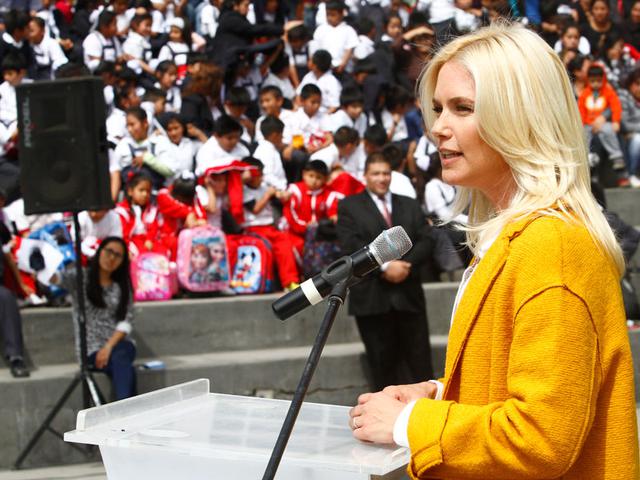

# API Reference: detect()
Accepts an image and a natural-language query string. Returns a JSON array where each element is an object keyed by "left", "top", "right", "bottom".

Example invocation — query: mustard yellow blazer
[{"left": 408, "top": 215, "right": 639, "bottom": 479}]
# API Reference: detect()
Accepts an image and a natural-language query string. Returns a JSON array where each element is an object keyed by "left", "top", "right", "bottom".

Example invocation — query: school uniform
[
  {"left": 288, "top": 108, "right": 332, "bottom": 145},
  {"left": 253, "top": 139, "right": 287, "bottom": 191},
  {"left": 114, "top": 135, "right": 178, "bottom": 188},
  {"left": 31, "top": 36, "right": 68, "bottom": 80},
  {"left": 169, "top": 137, "right": 200, "bottom": 179},
  {"left": 195, "top": 137, "right": 250, "bottom": 176},
  {"left": 261, "top": 72, "right": 296, "bottom": 102},
  {"left": 241, "top": 182, "right": 300, "bottom": 286},
  {"left": 123, "top": 31, "right": 155, "bottom": 75},
  {"left": 311, "top": 21, "right": 358, "bottom": 69},
  {"left": 255, "top": 109, "right": 295, "bottom": 144},
  {"left": 75, "top": 210, "right": 123, "bottom": 258},
  {"left": 297, "top": 70, "right": 342, "bottom": 113},
  {"left": 156, "top": 187, "right": 205, "bottom": 260},
  {"left": 328, "top": 109, "right": 368, "bottom": 137},
  {"left": 0, "top": 33, "right": 35, "bottom": 78},
  {"left": 115, "top": 199, "right": 165, "bottom": 258},
  {"left": 381, "top": 108, "right": 409, "bottom": 142},
  {"left": 284, "top": 43, "right": 310, "bottom": 80},
  {"left": 354, "top": 34, "right": 375, "bottom": 60},
  {"left": 157, "top": 41, "right": 190, "bottom": 81},
  {"left": 106, "top": 108, "right": 128, "bottom": 146},
  {"left": 82, "top": 31, "right": 123, "bottom": 72}
]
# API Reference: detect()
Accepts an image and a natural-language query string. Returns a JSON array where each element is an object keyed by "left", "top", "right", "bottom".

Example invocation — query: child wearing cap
[{"left": 157, "top": 17, "right": 191, "bottom": 85}]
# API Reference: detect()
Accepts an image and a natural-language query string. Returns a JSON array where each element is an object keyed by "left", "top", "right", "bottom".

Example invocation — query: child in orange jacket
[{"left": 577, "top": 65, "right": 625, "bottom": 169}]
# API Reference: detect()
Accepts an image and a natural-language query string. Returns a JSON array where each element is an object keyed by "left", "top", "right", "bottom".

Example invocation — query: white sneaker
[{"left": 629, "top": 175, "right": 640, "bottom": 188}]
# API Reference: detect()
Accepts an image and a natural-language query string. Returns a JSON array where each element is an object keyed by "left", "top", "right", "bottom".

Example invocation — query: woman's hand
[
  {"left": 349, "top": 391, "right": 406, "bottom": 444},
  {"left": 380, "top": 381, "right": 437, "bottom": 403},
  {"left": 95, "top": 345, "right": 112, "bottom": 369}
]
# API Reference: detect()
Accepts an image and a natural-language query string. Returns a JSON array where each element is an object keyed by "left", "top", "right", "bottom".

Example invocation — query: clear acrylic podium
[{"left": 64, "top": 379, "right": 410, "bottom": 479}]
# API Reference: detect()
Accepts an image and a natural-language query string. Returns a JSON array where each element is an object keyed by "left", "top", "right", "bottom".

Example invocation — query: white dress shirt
[
  {"left": 195, "top": 137, "right": 249, "bottom": 176},
  {"left": 297, "top": 71, "right": 342, "bottom": 113},
  {"left": 253, "top": 140, "right": 287, "bottom": 190}
]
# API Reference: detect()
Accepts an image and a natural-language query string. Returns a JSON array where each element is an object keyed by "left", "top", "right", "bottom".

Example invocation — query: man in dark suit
[{"left": 337, "top": 152, "right": 434, "bottom": 391}]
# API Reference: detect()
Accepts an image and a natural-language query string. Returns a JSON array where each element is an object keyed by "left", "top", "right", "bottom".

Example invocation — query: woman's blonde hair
[{"left": 418, "top": 22, "right": 624, "bottom": 276}]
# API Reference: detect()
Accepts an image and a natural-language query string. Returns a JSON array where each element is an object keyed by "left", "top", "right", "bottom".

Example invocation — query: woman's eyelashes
[{"left": 431, "top": 102, "right": 474, "bottom": 116}]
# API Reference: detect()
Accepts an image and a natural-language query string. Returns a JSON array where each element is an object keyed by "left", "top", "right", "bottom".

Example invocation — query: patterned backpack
[
  {"left": 130, "top": 252, "right": 177, "bottom": 301},
  {"left": 176, "top": 226, "right": 230, "bottom": 292},
  {"left": 228, "top": 233, "right": 274, "bottom": 294}
]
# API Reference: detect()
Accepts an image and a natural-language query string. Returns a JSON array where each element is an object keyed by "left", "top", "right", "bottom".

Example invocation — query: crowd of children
[{"left": 0, "top": 0, "right": 640, "bottom": 304}]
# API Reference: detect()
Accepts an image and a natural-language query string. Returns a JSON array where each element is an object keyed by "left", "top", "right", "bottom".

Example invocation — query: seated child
[
  {"left": 239, "top": 158, "right": 300, "bottom": 291},
  {"left": 578, "top": 64, "right": 625, "bottom": 170},
  {"left": 290, "top": 84, "right": 333, "bottom": 154},
  {"left": 311, "top": 126, "right": 366, "bottom": 180},
  {"left": 262, "top": 53, "right": 296, "bottom": 104},
  {"left": 114, "top": 106, "right": 177, "bottom": 190},
  {"left": 157, "top": 17, "right": 191, "bottom": 85},
  {"left": 328, "top": 86, "right": 368, "bottom": 137},
  {"left": 296, "top": 49, "right": 341, "bottom": 113},
  {"left": 75, "top": 209, "right": 124, "bottom": 258},
  {"left": 115, "top": 173, "right": 166, "bottom": 258},
  {"left": 154, "top": 60, "right": 182, "bottom": 113},
  {"left": 283, "top": 160, "right": 342, "bottom": 257},
  {"left": 157, "top": 173, "right": 207, "bottom": 260},
  {"left": 0, "top": 53, "right": 29, "bottom": 145},
  {"left": 195, "top": 115, "right": 250, "bottom": 176},
  {"left": 253, "top": 115, "right": 289, "bottom": 191},
  {"left": 223, "top": 86, "right": 255, "bottom": 146},
  {"left": 159, "top": 112, "right": 205, "bottom": 180},
  {"left": 284, "top": 24, "right": 311, "bottom": 87},
  {"left": 255, "top": 85, "right": 295, "bottom": 144}
]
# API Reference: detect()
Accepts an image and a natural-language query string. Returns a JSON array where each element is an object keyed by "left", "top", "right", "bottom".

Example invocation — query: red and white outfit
[
  {"left": 115, "top": 199, "right": 168, "bottom": 258},
  {"left": 283, "top": 181, "right": 342, "bottom": 256}
]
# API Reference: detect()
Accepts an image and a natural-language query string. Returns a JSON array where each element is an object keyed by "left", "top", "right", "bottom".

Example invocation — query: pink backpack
[
  {"left": 130, "top": 253, "right": 176, "bottom": 301},
  {"left": 177, "top": 226, "right": 230, "bottom": 292}
]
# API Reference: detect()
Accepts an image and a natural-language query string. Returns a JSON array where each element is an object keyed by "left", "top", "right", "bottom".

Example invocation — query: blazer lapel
[{"left": 442, "top": 215, "right": 542, "bottom": 398}]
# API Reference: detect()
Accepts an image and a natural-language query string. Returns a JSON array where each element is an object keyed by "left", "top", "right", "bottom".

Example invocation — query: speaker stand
[{"left": 13, "top": 212, "right": 105, "bottom": 469}]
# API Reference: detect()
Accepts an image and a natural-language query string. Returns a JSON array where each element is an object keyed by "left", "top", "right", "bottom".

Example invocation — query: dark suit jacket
[{"left": 336, "top": 191, "right": 433, "bottom": 317}]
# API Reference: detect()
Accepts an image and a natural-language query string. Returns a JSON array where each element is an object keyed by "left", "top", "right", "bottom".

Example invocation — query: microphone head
[{"left": 369, "top": 226, "right": 413, "bottom": 265}]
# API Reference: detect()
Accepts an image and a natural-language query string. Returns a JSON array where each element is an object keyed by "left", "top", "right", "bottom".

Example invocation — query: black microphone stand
[
  {"left": 261, "top": 259, "right": 357, "bottom": 480},
  {"left": 14, "top": 212, "right": 104, "bottom": 469}
]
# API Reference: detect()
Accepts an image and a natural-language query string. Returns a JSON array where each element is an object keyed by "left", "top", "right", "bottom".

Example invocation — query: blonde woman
[{"left": 348, "top": 23, "right": 639, "bottom": 479}]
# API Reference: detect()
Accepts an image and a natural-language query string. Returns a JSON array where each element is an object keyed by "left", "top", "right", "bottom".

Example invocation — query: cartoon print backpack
[
  {"left": 229, "top": 233, "right": 274, "bottom": 294},
  {"left": 131, "top": 252, "right": 177, "bottom": 301},
  {"left": 177, "top": 225, "right": 230, "bottom": 292},
  {"left": 28, "top": 221, "right": 76, "bottom": 297}
]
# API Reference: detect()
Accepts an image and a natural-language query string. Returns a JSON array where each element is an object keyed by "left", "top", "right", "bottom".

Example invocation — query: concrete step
[
  {"left": 18, "top": 285, "right": 458, "bottom": 367},
  {"left": 605, "top": 188, "right": 640, "bottom": 226},
  {"left": 0, "top": 339, "right": 449, "bottom": 470}
]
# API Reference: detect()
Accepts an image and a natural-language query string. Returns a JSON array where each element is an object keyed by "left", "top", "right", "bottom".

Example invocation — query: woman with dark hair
[
  {"left": 581, "top": 0, "right": 618, "bottom": 57},
  {"left": 622, "top": 0, "right": 640, "bottom": 48},
  {"left": 51, "top": 237, "right": 136, "bottom": 400},
  {"left": 180, "top": 62, "right": 225, "bottom": 136}
]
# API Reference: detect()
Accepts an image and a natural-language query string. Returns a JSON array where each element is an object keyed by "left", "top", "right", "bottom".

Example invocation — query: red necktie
[{"left": 380, "top": 197, "right": 392, "bottom": 227}]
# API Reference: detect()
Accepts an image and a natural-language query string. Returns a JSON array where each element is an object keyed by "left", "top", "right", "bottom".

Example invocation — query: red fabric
[
  {"left": 157, "top": 187, "right": 201, "bottom": 260},
  {"left": 245, "top": 225, "right": 300, "bottom": 286},
  {"left": 328, "top": 172, "right": 365, "bottom": 197},
  {"left": 115, "top": 199, "right": 167, "bottom": 257},
  {"left": 283, "top": 182, "right": 342, "bottom": 236},
  {"left": 200, "top": 161, "right": 259, "bottom": 226},
  {"left": 55, "top": 0, "right": 73, "bottom": 23}
]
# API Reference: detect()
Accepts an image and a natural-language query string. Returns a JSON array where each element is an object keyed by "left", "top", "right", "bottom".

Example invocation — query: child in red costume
[
  {"left": 284, "top": 160, "right": 342, "bottom": 257},
  {"left": 115, "top": 173, "right": 167, "bottom": 258}
]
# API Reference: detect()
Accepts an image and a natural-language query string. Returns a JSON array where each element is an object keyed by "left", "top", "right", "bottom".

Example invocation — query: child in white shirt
[
  {"left": 123, "top": 13, "right": 156, "bottom": 77},
  {"left": 195, "top": 115, "right": 250, "bottom": 176},
  {"left": 311, "top": 0, "right": 358, "bottom": 73},
  {"left": 253, "top": 116, "right": 288, "bottom": 191},
  {"left": 156, "top": 17, "right": 190, "bottom": 85},
  {"left": 290, "top": 84, "right": 333, "bottom": 154},
  {"left": 154, "top": 60, "right": 182, "bottom": 113},
  {"left": 27, "top": 16, "right": 68, "bottom": 80},
  {"left": 0, "top": 54, "right": 29, "bottom": 132},
  {"left": 82, "top": 10, "right": 123, "bottom": 72},
  {"left": 255, "top": 85, "right": 295, "bottom": 144},
  {"left": 328, "top": 86, "right": 368, "bottom": 137},
  {"left": 296, "top": 50, "right": 341, "bottom": 113}
]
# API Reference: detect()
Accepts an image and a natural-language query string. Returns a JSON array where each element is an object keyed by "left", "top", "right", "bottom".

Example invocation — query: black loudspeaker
[{"left": 17, "top": 77, "right": 113, "bottom": 215}]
